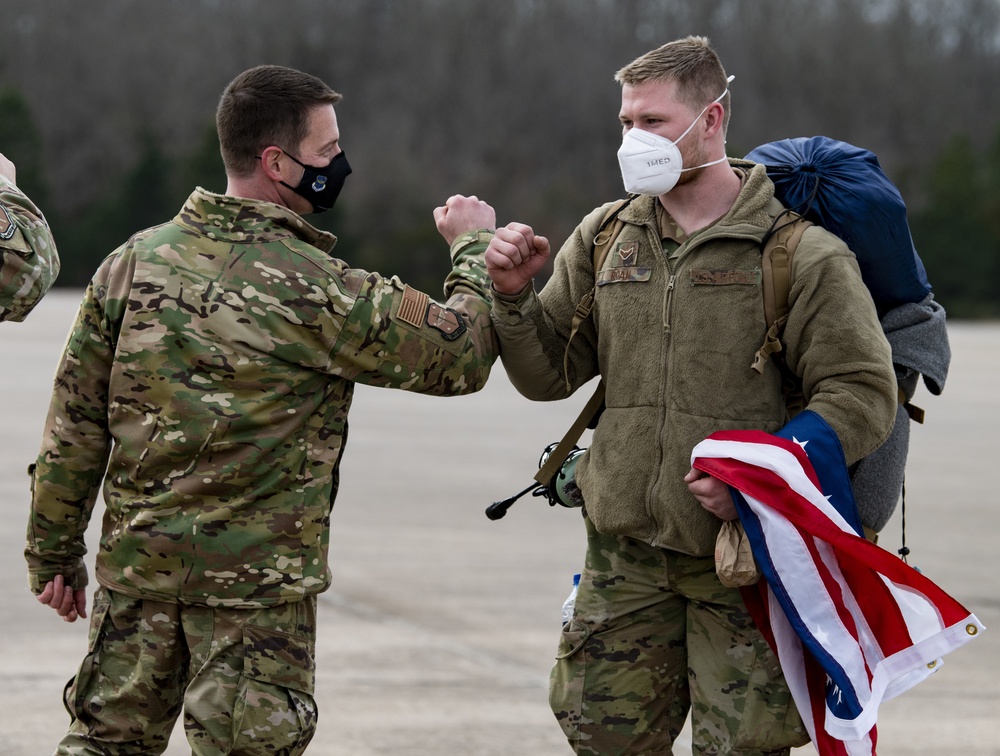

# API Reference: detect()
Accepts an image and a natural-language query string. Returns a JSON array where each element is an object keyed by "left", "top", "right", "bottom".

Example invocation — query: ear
[
  {"left": 703, "top": 102, "right": 726, "bottom": 139},
  {"left": 258, "top": 145, "right": 287, "bottom": 182}
]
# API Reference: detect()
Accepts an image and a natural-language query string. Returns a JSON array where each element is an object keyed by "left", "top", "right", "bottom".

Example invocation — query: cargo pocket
[
  {"left": 62, "top": 588, "right": 112, "bottom": 728},
  {"left": 733, "top": 629, "right": 810, "bottom": 751},
  {"left": 231, "top": 624, "right": 318, "bottom": 756},
  {"left": 548, "top": 619, "right": 591, "bottom": 743}
]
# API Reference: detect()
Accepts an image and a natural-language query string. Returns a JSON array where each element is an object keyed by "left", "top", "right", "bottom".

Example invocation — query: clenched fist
[{"left": 484, "top": 222, "right": 551, "bottom": 296}]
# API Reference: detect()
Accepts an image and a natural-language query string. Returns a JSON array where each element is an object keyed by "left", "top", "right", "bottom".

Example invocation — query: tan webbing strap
[
  {"left": 592, "top": 207, "right": 629, "bottom": 273},
  {"left": 752, "top": 214, "right": 810, "bottom": 374},
  {"left": 562, "top": 199, "right": 630, "bottom": 393},
  {"left": 547, "top": 200, "right": 633, "bottom": 476},
  {"left": 899, "top": 387, "right": 926, "bottom": 424},
  {"left": 563, "top": 292, "right": 596, "bottom": 393},
  {"left": 534, "top": 380, "right": 606, "bottom": 486}
]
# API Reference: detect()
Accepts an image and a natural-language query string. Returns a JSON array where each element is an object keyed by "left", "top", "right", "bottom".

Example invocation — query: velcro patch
[
  {"left": 426, "top": 303, "right": 466, "bottom": 341},
  {"left": 690, "top": 268, "right": 761, "bottom": 286},
  {"left": 613, "top": 240, "right": 639, "bottom": 267},
  {"left": 397, "top": 285, "right": 430, "bottom": 328},
  {"left": 597, "top": 267, "right": 652, "bottom": 286},
  {"left": 0, "top": 205, "right": 15, "bottom": 241}
]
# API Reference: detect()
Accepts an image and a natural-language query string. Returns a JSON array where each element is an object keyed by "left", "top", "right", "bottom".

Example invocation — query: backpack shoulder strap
[
  {"left": 592, "top": 197, "right": 633, "bottom": 273},
  {"left": 562, "top": 197, "right": 634, "bottom": 392},
  {"left": 752, "top": 212, "right": 811, "bottom": 374},
  {"left": 534, "top": 380, "right": 606, "bottom": 486},
  {"left": 570, "top": 197, "right": 632, "bottom": 323}
]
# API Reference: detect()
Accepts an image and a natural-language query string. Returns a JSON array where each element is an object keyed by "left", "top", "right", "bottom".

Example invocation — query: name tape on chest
[{"left": 690, "top": 268, "right": 761, "bottom": 286}]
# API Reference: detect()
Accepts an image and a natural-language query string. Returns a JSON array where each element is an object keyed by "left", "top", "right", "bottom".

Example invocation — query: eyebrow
[{"left": 620, "top": 111, "right": 663, "bottom": 123}]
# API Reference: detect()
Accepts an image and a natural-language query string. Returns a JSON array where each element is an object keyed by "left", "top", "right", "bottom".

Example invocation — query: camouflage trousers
[
  {"left": 55, "top": 587, "right": 318, "bottom": 755},
  {"left": 550, "top": 517, "right": 809, "bottom": 755}
]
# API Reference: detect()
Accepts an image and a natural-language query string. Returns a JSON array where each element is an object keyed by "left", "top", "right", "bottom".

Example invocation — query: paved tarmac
[{"left": 1, "top": 290, "right": 997, "bottom": 755}]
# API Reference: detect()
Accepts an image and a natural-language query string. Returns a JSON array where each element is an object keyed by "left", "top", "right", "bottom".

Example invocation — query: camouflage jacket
[
  {"left": 0, "top": 174, "right": 60, "bottom": 322},
  {"left": 26, "top": 188, "right": 496, "bottom": 607}
]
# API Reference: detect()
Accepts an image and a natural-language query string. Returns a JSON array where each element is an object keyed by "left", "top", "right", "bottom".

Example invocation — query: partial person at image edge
[{"left": 0, "top": 151, "right": 60, "bottom": 323}]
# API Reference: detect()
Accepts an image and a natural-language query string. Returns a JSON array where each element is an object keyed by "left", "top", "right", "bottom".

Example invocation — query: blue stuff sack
[{"left": 745, "top": 136, "right": 931, "bottom": 311}]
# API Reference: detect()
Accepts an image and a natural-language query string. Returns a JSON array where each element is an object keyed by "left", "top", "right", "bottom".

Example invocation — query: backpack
[{"left": 746, "top": 137, "right": 932, "bottom": 312}]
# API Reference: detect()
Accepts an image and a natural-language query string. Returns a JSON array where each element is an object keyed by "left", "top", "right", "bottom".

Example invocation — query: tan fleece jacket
[{"left": 491, "top": 161, "right": 896, "bottom": 556}]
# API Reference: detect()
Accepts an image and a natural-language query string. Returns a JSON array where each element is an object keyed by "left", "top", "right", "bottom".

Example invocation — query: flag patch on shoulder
[{"left": 397, "top": 285, "right": 429, "bottom": 328}]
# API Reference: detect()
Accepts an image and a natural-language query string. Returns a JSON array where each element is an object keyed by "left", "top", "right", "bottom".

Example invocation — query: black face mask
[{"left": 280, "top": 150, "right": 352, "bottom": 213}]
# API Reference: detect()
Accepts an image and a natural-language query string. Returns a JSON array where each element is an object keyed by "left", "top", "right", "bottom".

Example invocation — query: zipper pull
[{"left": 664, "top": 273, "right": 676, "bottom": 333}]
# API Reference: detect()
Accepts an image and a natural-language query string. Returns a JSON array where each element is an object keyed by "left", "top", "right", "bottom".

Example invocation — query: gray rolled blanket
[{"left": 851, "top": 294, "right": 950, "bottom": 532}]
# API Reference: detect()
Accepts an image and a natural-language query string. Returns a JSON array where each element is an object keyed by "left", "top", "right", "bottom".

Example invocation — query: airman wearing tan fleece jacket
[{"left": 485, "top": 36, "right": 896, "bottom": 756}]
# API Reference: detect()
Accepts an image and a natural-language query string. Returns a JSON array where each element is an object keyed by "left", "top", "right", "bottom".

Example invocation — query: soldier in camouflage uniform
[
  {"left": 0, "top": 151, "right": 60, "bottom": 322},
  {"left": 485, "top": 38, "right": 896, "bottom": 754},
  {"left": 25, "top": 65, "right": 497, "bottom": 755}
]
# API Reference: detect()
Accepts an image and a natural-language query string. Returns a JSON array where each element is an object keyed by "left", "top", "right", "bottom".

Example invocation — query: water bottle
[{"left": 561, "top": 573, "right": 581, "bottom": 625}]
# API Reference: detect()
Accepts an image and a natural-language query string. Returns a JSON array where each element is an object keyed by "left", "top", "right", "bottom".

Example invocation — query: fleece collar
[{"left": 616, "top": 160, "right": 780, "bottom": 244}]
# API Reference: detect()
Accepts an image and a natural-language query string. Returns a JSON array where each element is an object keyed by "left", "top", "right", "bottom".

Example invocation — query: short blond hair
[{"left": 615, "top": 36, "right": 731, "bottom": 131}]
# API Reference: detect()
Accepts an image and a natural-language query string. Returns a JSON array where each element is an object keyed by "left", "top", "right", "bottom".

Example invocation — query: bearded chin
[
  {"left": 676, "top": 163, "right": 706, "bottom": 188},
  {"left": 675, "top": 144, "right": 722, "bottom": 188}
]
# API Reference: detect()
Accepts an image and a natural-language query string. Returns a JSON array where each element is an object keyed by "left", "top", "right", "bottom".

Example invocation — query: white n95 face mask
[{"left": 617, "top": 76, "right": 734, "bottom": 196}]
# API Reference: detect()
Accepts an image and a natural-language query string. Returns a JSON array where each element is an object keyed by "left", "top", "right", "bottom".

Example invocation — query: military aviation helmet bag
[{"left": 745, "top": 136, "right": 932, "bottom": 312}]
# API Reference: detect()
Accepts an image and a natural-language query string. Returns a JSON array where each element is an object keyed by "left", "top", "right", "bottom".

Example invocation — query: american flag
[{"left": 691, "top": 411, "right": 984, "bottom": 755}]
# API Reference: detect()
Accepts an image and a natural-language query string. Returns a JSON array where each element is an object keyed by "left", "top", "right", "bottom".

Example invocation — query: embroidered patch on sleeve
[
  {"left": 0, "top": 205, "right": 16, "bottom": 241},
  {"left": 426, "top": 303, "right": 467, "bottom": 341},
  {"left": 397, "top": 285, "right": 430, "bottom": 328}
]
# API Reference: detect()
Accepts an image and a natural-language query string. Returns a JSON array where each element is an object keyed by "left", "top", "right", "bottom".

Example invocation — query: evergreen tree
[
  {"left": 912, "top": 134, "right": 1000, "bottom": 318},
  {"left": 178, "top": 122, "right": 227, "bottom": 197},
  {"left": 0, "top": 87, "right": 50, "bottom": 208},
  {"left": 60, "top": 132, "right": 177, "bottom": 285}
]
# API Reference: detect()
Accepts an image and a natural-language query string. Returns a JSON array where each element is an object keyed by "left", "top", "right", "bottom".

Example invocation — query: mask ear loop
[
  {"left": 708, "top": 74, "right": 735, "bottom": 113},
  {"left": 682, "top": 76, "right": 734, "bottom": 143},
  {"left": 677, "top": 75, "right": 736, "bottom": 173}
]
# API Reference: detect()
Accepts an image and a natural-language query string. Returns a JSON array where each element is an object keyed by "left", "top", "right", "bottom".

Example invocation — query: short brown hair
[
  {"left": 615, "top": 36, "right": 731, "bottom": 131},
  {"left": 216, "top": 65, "right": 343, "bottom": 178}
]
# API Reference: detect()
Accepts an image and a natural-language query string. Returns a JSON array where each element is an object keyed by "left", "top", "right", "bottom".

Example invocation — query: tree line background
[{"left": 1, "top": 0, "right": 998, "bottom": 317}]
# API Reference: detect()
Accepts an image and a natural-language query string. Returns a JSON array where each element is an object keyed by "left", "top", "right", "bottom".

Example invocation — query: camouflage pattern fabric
[
  {"left": 0, "top": 173, "right": 60, "bottom": 322},
  {"left": 25, "top": 187, "right": 496, "bottom": 607},
  {"left": 551, "top": 516, "right": 809, "bottom": 755},
  {"left": 57, "top": 587, "right": 317, "bottom": 755}
]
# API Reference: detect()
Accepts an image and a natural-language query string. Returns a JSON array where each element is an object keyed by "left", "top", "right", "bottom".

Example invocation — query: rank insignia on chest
[{"left": 614, "top": 240, "right": 639, "bottom": 268}]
